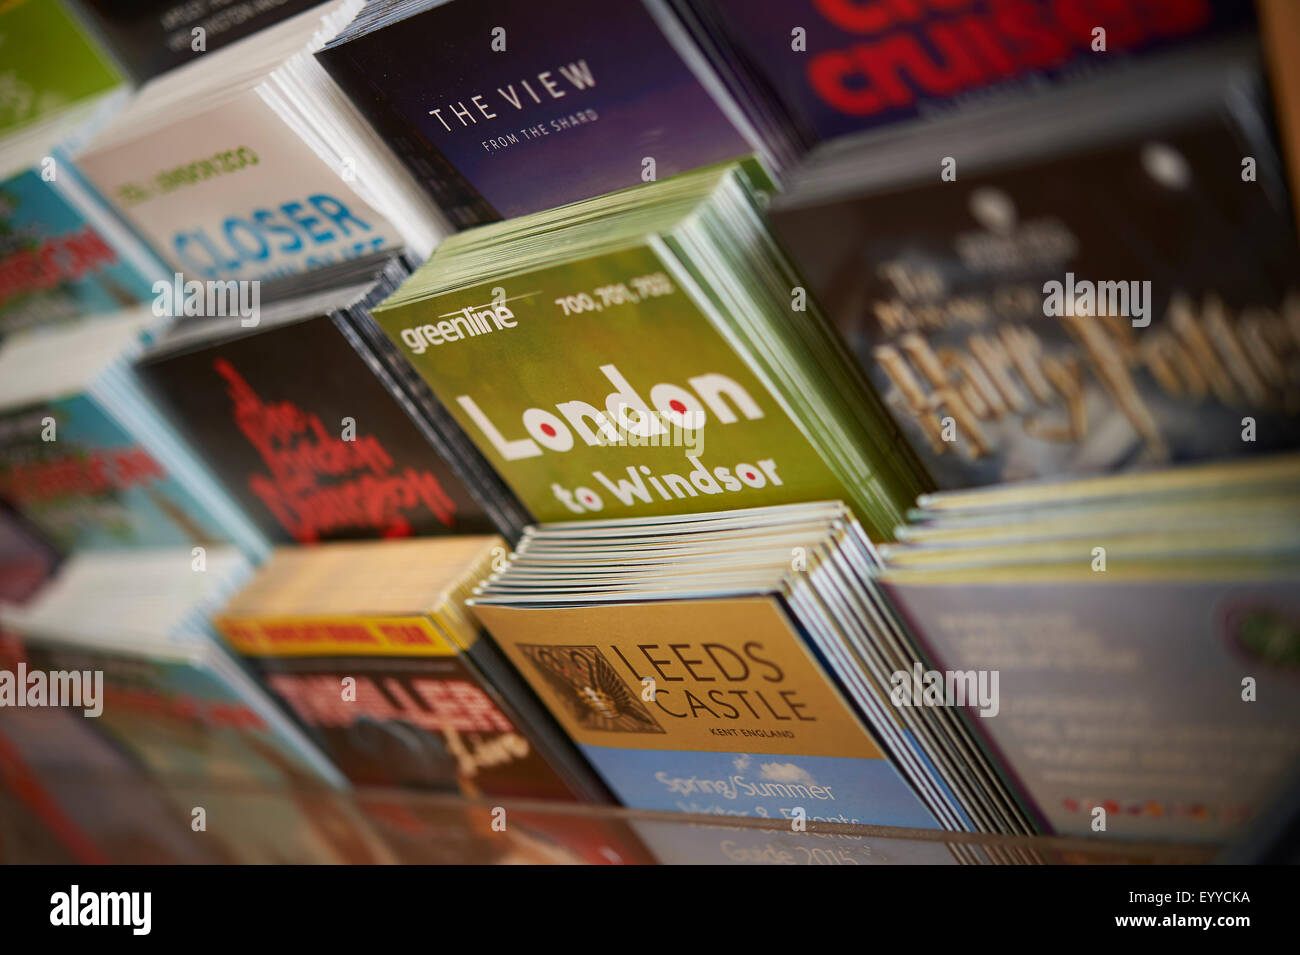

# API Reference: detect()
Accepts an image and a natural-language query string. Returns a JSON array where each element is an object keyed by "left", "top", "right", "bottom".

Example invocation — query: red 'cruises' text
[{"left": 807, "top": 0, "right": 1212, "bottom": 116}]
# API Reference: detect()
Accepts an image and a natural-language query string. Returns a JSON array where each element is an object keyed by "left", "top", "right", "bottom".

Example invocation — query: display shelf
[{"left": 0, "top": 769, "right": 1219, "bottom": 865}]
